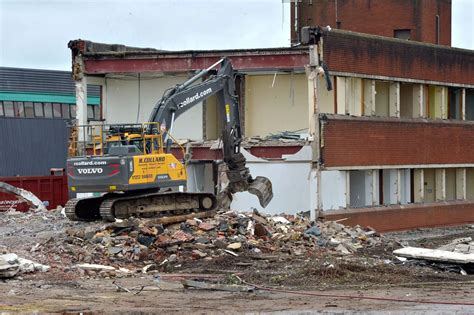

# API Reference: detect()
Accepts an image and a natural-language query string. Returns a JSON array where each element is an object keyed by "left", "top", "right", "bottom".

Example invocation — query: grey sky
[{"left": 0, "top": 0, "right": 472, "bottom": 71}]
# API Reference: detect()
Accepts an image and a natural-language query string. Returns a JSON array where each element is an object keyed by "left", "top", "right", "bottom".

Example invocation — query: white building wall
[{"left": 320, "top": 170, "right": 347, "bottom": 210}]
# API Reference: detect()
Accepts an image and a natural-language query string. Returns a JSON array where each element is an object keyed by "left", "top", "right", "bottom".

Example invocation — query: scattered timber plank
[
  {"left": 393, "top": 247, "right": 474, "bottom": 264},
  {"left": 182, "top": 280, "right": 254, "bottom": 292}
]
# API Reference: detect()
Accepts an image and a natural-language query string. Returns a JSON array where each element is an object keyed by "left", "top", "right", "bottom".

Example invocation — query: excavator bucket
[{"left": 248, "top": 176, "right": 273, "bottom": 208}]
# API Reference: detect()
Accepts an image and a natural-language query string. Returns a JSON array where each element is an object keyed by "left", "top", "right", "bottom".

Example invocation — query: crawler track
[{"left": 66, "top": 191, "right": 217, "bottom": 222}]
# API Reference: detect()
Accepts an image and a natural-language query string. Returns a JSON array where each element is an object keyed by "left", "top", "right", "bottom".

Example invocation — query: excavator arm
[{"left": 148, "top": 58, "right": 273, "bottom": 207}]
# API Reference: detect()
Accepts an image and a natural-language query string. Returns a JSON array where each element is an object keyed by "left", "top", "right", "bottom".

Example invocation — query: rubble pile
[
  {"left": 59, "top": 210, "right": 384, "bottom": 273},
  {"left": 0, "top": 253, "right": 50, "bottom": 278}
]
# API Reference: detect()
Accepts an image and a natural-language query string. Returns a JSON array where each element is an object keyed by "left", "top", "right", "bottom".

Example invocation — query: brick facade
[
  {"left": 292, "top": 0, "right": 451, "bottom": 46},
  {"left": 321, "top": 115, "right": 474, "bottom": 167},
  {"left": 322, "top": 30, "right": 474, "bottom": 86}
]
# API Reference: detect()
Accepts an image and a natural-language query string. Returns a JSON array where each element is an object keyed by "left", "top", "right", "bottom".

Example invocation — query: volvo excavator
[{"left": 65, "top": 58, "right": 273, "bottom": 222}]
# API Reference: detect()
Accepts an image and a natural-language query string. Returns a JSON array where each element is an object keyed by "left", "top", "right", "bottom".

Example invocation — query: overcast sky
[{"left": 0, "top": 0, "right": 472, "bottom": 71}]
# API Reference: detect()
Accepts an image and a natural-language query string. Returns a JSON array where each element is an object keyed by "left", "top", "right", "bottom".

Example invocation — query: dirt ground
[{"left": 1, "top": 209, "right": 473, "bottom": 313}]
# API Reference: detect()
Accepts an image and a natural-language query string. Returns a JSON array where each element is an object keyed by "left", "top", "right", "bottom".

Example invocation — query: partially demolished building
[{"left": 68, "top": 0, "right": 474, "bottom": 231}]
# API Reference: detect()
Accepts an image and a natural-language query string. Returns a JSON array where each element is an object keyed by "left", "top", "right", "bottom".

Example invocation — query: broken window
[
  {"left": 466, "top": 89, "right": 474, "bottom": 121},
  {"left": 394, "top": 29, "right": 411, "bottom": 40},
  {"left": 448, "top": 88, "right": 462, "bottom": 120}
]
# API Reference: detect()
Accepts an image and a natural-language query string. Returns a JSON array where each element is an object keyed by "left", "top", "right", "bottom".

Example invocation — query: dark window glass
[
  {"left": 4, "top": 101, "right": 14, "bottom": 117},
  {"left": 24, "top": 102, "right": 34, "bottom": 117},
  {"left": 44, "top": 103, "right": 53, "bottom": 118},
  {"left": 53, "top": 103, "right": 62, "bottom": 118},
  {"left": 394, "top": 29, "right": 411, "bottom": 40},
  {"left": 61, "top": 104, "right": 70, "bottom": 118},
  {"left": 94, "top": 106, "right": 100, "bottom": 120},
  {"left": 34, "top": 102, "right": 44, "bottom": 117},
  {"left": 70, "top": 105, "right": 77, "bottom": 118},
  {"left": 14, "top": 102, "right": 24, "bottom": 117},
  {"left": 0, "top": 102, "right": 3, "bottom": 116},
  {"left": 87, "top": 105, "right": 94, "bottom": 119}
]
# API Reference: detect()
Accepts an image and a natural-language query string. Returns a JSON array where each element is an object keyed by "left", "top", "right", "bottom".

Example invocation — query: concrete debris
[
  {"left": 393, "top": 237, "right": 474, "bottom": 275},
  {"left": 0, "top": 253, "right": 50, "bottom": 278}
]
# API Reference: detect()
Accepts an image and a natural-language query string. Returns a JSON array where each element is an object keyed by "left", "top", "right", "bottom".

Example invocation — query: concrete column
[
  {"left": 435, "top": 168, "right": 446, "bottom": 201},
  {"left": 389, "top": 82, "right": 400, "bottom": 117},
  {"left": 462, "top": 88, "right": 466, "bottom": 120},
  {"left": 456, "top": 168, "right": 467, "bottom": 200},
  {"left": 345, "top": 171, "right": 351, "bottom": 208},
  {"left": 363, "top": 79, "right": 376, "bottom": 116},
  {"left": 396, "top": 169, "right": 402, "bottom": 204},
  {"left": 368, "top": 169, "right": 379, "bottom": 205},
  {"left": 383, "top": 169, "right": 399, "bottom": 204},
  {"left": 413, "top": 169, "right": 424, "bottom": 203},
  {"left": 75, "top": 76, "right": 88, "bottom": 128}
]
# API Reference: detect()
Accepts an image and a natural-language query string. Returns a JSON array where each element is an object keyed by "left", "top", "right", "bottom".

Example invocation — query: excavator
[{"left": 65, "top": 58, "right": 273, "bottom": 222}]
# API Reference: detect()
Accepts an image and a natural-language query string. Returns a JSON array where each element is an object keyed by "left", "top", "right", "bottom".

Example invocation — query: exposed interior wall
[
  {"left": 104, "top": 74, "right": 203, "bottom": 140},
  {"left": 466, "top": 89, "right": 474, "bottom": 121},
  {"left": 382, "top": 169, "right": 398, "bottom": 204},
  {"left": 446, "top": 168, "right": 456, "bottom": 201},
  {"left": 400, "top": 83, "right": 415, "bottom": 118},
  {"left": 375, "top": 81, "right": 390, "bottom": 117},
  {"left": 186, "top": 162, "right": 215, "bottom": 194},
  {"left": 231, "top": 161, "right": 315, "bottom": 215},
  {"left": 318, "top": 76, "right": 335, "bottom": 114},
  {"left": 244, "top": 73, "right": 308, "bottom": 137},
  {"left": 467, "top": 168, "right": 474, "bottom": 200},
  {"left": 349, "top": 170, "right": 366, "bottom": 207},
  {"left": 320, "top": 170, "right": 347, "bottom": 210},
  {"left": 399, "top": 169, "right": 411, "bottom": 204},
  {"left": 204, "top": 94, "right": 219, "bottom": 140},
  {"left": 423, "top": 168, "right": 436, "bottom": 203},
  {"left": 346, "top": 78, "right": 363, "bottom": 116},
  {"left": 428, "top": 85, "right": 447, "bottom": 119}
]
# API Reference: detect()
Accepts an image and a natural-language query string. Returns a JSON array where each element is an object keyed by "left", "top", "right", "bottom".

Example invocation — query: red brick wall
[
  {"left": 321, "top": 115, "right": 474, "bottom": 167},
  {"left": 322, "top": 30, "right": 474, "bottom": 86},
  {"left": 292, "top": 0, "right": 451, "bottom": 46},
  {"left": 322, "top": 201, "right": 474, "bottom": 232}
]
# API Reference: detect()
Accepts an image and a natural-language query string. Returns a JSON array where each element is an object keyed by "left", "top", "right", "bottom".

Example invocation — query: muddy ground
[{"left": 1, "top": 209, "right": 473, "bottom": 313}]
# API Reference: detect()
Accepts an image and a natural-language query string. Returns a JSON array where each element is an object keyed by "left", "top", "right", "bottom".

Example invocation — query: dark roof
[{"left": 0, "top": 67, "right": 100, "bottom": 96}]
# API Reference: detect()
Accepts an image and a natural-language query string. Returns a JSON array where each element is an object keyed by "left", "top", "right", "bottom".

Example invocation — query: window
[
  {"left": 4, "top": 101, "right": 14, "bottom": 117},
  {"left": 94, "top": 106, "right": 100, "bottom": 120},
  {"left": 70, "top": 105, "right": 76, "bottom": 118},
  {"left": 53, "top": 103, "right": 62, "bottom": 118},
  {"left": 34, "top": 102, "right": 44, "bottom": 117},
  {"left": 0, "top": 102, "right": 3, "bottom": 116},
  {"left": 44, "top": 103, "right": 53, "bottom": 118},
  {"left": 24, "top": 102, "right": 34, "bottom": 117},
  {"left": 394, "top": 29, "right": 411, "bottom": 40},
  {"left": 61, "top": 104, "right": 70, "bottom": 118},
  {"left": 14, "top": 102, "right": 24, "bottom": 117},
  {"left": 87, "top": 105, "right": 94, "bottom": 119}
]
